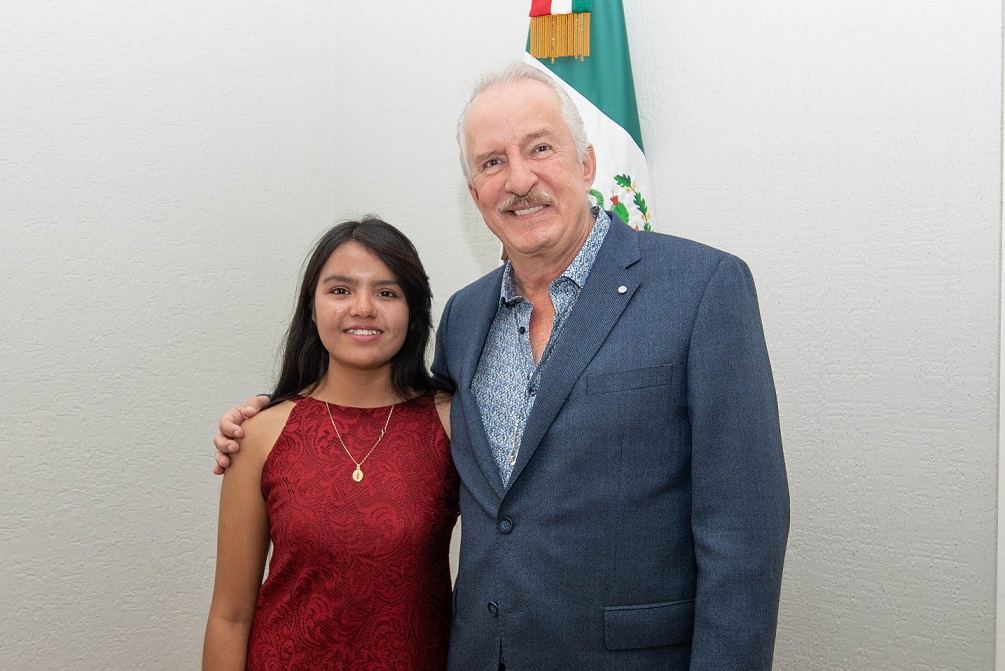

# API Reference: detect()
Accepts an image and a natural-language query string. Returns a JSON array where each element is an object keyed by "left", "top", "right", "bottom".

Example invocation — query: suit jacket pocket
[
  {"left": 587, "top": 364, "right": 673, "bottom": 396},
  {"left": 603, "top": 599, "right": 695, "bottom": 650}
]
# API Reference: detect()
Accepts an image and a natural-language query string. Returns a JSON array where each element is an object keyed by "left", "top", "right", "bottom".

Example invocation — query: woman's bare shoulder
[{"left": 239, "top": 399, "right": 297, "bottom": 457}]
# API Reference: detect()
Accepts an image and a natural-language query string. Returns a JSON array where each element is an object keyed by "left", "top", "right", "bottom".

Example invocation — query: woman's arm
[
  {"left": 203, "top": 403, "right": 291, "bottom": 670},
  {"left": 434, "top": 391, "right": 452, "bottom": 440}
]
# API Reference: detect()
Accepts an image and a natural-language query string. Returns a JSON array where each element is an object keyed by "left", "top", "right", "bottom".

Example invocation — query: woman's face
[{"left": 312, "top": 241, "right": 410, "bottom": 378}]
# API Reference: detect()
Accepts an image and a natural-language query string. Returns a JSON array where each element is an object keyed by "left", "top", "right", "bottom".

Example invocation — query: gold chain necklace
[{"left": 324, "top": 400, "right": 395, "bottom": 482}]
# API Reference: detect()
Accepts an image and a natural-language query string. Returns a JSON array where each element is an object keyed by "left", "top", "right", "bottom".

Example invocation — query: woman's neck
[{"left": 313, "top": 367, "right": 401, "bottom": 408}]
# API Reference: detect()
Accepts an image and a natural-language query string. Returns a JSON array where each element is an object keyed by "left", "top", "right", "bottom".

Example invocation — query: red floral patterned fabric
[{"left": 247, "top": 393, "right": 459, "bottom": 670}]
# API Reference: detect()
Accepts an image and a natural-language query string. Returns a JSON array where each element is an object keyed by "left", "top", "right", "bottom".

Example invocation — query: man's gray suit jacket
[{"left": 431, "top": 216, "right": 789, "bottom": 670}]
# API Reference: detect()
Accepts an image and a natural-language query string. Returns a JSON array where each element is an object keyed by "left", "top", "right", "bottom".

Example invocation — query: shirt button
[
  {"left": 518, "top": 326, "right": 526, "bottom": 334},
  {"left": 498, "top": 517, "right": 513, "bottom": 533},
  {"left": 487, "top": 601, "right": 499, "bottom": 616},
  {"left": 527, "top": 386, "right": 536, "bottom": 396}
]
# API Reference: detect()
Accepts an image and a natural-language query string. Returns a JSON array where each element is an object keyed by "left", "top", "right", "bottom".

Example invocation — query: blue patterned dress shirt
[{"left": 471, "top": 208, "right": 612, "bottom": 484}]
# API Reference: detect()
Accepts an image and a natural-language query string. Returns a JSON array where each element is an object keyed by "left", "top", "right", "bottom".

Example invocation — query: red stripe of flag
[{"left": 529, "top": 0, "right": 553, "bottom": 18}]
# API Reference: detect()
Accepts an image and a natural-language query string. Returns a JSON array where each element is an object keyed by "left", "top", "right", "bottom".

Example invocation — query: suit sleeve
[
  {"left": 431, "top": 293, "right": 457, "bottom": 394},
  {"left": 686, "top": 254, "right": 789, "bottom": 670}
]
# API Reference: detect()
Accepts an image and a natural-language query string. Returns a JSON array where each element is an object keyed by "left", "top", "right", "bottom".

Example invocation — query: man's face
[{"left": 463, "top": 79, "right": 596, "bottom": 265}]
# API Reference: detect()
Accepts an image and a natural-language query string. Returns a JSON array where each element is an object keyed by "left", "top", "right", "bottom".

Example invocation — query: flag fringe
[{"left": 528, "top": 13, "right": 590, "bottom": 62}]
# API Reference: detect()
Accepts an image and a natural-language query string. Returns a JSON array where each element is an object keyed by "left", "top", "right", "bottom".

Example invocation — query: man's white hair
[{"left": 456, "top": 62, "right": 591, "bottom": 185}]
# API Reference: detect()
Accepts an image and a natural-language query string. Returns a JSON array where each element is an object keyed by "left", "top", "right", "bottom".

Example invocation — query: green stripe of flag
[{"left": 527, "top": 0, "right": 644, "bottom": 151}]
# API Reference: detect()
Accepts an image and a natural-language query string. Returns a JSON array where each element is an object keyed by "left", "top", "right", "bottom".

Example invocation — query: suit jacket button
[
  {"left": 498, "top": 518, "right": 513, "bottom": 533},
  {"left": 487, "top": 601, "right": 499, "bottom": 616}
]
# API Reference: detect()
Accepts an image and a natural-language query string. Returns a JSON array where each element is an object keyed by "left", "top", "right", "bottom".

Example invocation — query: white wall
[
  {"left": 629, "top": 2, "right": 1002, "bottom": 669},
  {"left": 1, "top": 1, "right": 1000, "bottom": 669}
]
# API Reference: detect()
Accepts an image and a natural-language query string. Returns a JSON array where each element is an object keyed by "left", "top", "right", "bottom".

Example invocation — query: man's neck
[
  {"left": 510, "top": 262, "right": 563, "bottom": 298},
  {"left": 510, "top": 214, "right": 595, "bottom": 297}
]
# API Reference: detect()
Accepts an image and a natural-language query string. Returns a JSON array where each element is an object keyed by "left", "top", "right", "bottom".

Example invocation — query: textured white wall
[
  {"left": 1, "top": 1, "right": 1000, "bottom": 669},
  {"left": 627, "top": 2, "right": 1002, "bottom": 670}
]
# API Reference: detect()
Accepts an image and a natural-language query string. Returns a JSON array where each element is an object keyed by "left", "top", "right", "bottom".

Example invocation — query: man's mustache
[{"left": 497, "top": 191, "right": 557, "bottom": 214}]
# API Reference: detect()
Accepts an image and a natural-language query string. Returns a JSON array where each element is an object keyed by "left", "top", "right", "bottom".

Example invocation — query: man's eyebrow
[
  {"left": 525, "top": 130, "right": 552, "bottom": 143},
  {"left": 471, "top": 148, "right": 501, "bottom": 168}
]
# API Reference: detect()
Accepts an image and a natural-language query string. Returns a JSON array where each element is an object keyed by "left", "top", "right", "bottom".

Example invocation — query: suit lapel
[
  {"left": 453, "top": 268, "right": 510, "bottom": 499},
  {"left": 506, "top": 222, "right": 642, "bottom": 488}
]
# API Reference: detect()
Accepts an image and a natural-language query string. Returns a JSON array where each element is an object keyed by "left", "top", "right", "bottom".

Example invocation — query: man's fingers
[
  {"left": 218, "top": 407, "right": 246, "bottom": 439},
  {"left": 212, "top": 395, "right": 268, "bottom": 475},
  {"left": 239, "top": 395, "right": 270, "bottom": 419},
  {"left": 213, "top": 432, "right": 238, "bottom": 452},
  {"left": 215, "top": 449, "right": 233, "bottom": 472}
]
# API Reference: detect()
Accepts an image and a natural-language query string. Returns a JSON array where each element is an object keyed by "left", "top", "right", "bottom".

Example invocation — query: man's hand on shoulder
[{"left": 213, "top": 395, "right": 270, "bottom": 475}]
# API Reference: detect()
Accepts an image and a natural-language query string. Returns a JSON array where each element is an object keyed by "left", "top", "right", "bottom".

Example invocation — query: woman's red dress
[{"left": 247, "top": 393, "right": 458, "bottom": 670}]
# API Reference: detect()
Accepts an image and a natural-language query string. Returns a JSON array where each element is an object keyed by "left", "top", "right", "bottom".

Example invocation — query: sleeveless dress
[{"left": 247, "top": 392, "right": 459, "bottom": 671}]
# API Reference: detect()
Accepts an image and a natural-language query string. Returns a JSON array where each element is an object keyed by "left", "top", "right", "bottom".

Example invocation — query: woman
[{"left": 203, "top": 218, "right": 458, "bottom": 670}]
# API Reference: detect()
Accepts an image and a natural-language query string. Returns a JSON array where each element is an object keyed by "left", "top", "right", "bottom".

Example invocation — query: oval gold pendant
[{"left": 352, "top": 468, "right": 363, "bottom": 482}]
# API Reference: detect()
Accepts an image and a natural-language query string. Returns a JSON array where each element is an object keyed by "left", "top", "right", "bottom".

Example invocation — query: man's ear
[{"left": 582, "top": 144, "right": 597, "bottom": 185}]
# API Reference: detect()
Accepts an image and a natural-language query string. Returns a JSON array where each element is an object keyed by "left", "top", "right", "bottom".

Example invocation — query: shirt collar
[{"left": 499, "top": 207, "right": 612, "bottom": 304}]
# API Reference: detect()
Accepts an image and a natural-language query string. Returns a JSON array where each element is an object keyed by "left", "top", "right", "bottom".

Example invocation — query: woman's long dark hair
[{"left": 268, "top": 217, "right": 435, "bottom": 406}]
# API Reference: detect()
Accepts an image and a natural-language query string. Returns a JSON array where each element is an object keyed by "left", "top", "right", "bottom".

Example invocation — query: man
[{"left": 216, "top": 62, "right": 789, "bottom": 669}]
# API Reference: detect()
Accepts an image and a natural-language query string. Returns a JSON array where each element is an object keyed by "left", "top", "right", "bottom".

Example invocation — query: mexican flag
[{"left": 526, "top": 0, "right": 653, "bottom": 231}]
